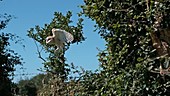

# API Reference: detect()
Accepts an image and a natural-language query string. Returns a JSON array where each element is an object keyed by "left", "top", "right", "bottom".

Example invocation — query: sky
[{"left": 0, "top": 0, "right": 106, "bottom": 82}]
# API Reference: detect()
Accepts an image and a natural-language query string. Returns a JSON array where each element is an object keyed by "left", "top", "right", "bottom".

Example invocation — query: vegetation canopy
[
  {"left": 80, "top": 0, "right": 170, "bottom": 95},
  {"left": 2, "top": 0, "right": 170, "bottom": 95}
]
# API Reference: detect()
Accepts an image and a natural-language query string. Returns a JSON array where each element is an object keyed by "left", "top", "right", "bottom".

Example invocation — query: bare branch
[{"left": 33, "top": 39, "right": 46, "bottom": 62}]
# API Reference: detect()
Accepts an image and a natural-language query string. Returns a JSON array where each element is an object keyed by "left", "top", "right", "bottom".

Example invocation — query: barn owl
[{"left": 46, "top": 28, "right": 74, "bottom": 51}]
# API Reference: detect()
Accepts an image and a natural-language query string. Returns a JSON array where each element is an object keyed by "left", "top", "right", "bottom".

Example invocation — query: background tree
[
  {"left": 79, "top": 0, "right": 170, "bottom": 95},
  {"left": 17, "top": 79, "right": 37, "bottom": 96},
  {"left": 0, "top": 1, "right": 24, "bottom": 94},
  {"left": 16, "top": 74, "right": 48, "bottom": 96},
  {"left": 0, "top": 14, "right": 23, "bottom": 95}
]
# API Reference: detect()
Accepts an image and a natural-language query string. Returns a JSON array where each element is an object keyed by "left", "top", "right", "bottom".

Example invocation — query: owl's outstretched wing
[{"left": 52, "top": 28, "right": 74, "bottom": 43}]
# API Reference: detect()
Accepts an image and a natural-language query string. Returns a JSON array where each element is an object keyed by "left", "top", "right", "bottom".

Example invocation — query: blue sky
[{"left": 0, "top": 0, "right": 106, "bottom": 82}]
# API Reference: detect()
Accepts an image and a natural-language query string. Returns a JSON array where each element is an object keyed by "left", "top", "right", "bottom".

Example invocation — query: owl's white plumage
[{"left": 46, "top": 28, "right": 74, "bottom": 51}]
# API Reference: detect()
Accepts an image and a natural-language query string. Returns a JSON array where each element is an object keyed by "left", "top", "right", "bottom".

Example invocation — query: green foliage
[
  {"left": 27, "top": 11, "right": 85, "bottom": 95},
  {"left": 80, "top": 0, "right": 170, "bottom": 95},
  {"left": 0, "top": 33, "right": 23, "bottom": 95},
  {"left": 17, "top": 74, "right": 48, "bottom": 96},
  {"left": 28, "top": 11, "right": 85, "bottom": 76},
  {"left": 25, "top": 0, "right": 170, "bottom": 95},
  {"left": 0, "top": 13, "right": 14, "bottom": 30},
  {"left": 0, "top": 11, "right": 23, "bottom": 95},
  {"left": 18, "top": 79, "right": 37, "bottom": 96}
]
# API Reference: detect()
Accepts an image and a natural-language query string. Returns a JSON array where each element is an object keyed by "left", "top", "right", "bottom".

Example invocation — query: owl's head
[{"left": 46, "top": 36, "right": 54, "bottom": 44}]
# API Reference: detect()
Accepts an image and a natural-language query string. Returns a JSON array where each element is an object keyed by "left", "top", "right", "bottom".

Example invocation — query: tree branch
[{"left": 33, "top": 39, "right": 46, "bottom": 62}]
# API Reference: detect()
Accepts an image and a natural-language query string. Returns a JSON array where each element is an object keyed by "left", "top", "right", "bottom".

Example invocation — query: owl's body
[{"left": 46, "top": 28, "right": 74, "bottom": 51}]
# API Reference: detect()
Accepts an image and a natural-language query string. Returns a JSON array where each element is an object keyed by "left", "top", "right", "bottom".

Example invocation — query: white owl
[{"left": 46, "top": 28, "right": 74, "bottom": 51}]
